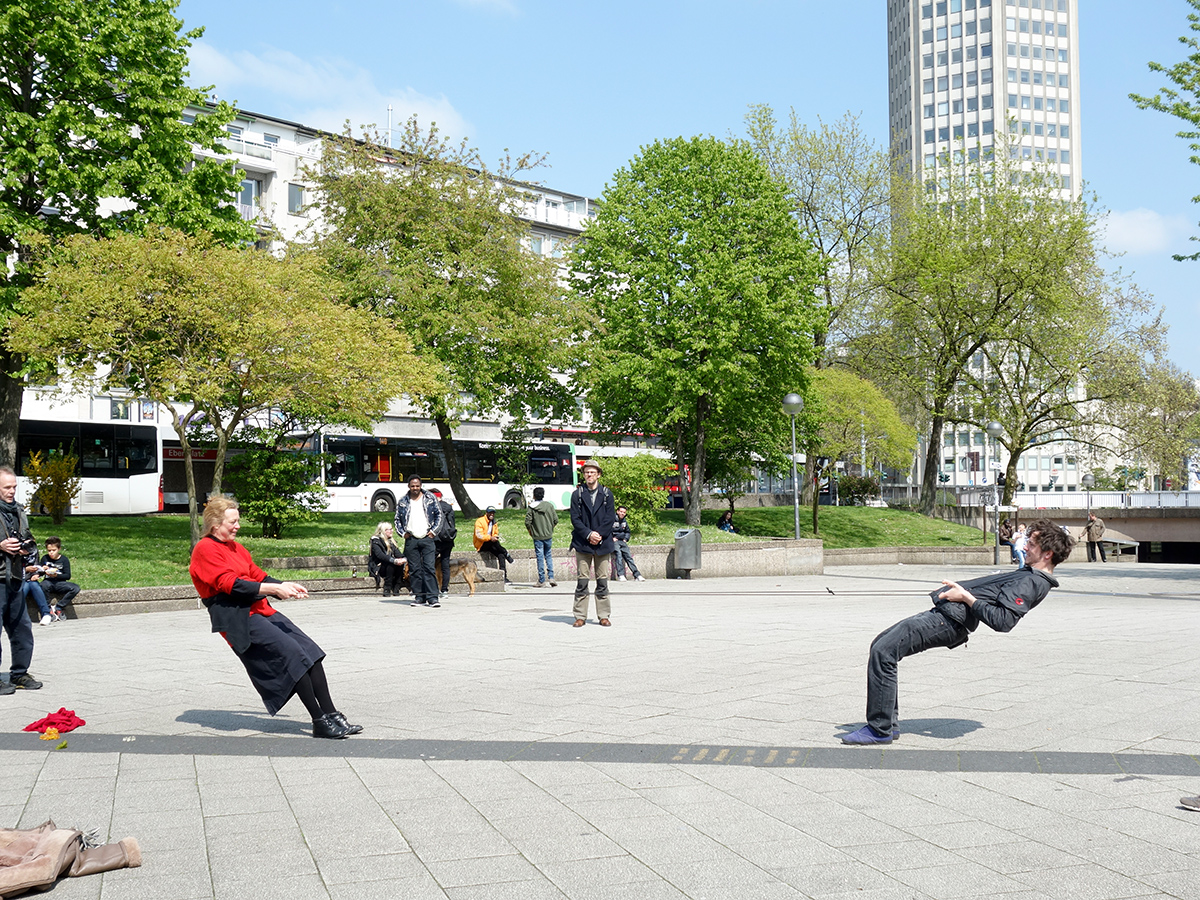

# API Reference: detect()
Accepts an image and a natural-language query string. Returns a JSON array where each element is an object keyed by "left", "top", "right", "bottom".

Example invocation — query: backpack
[{"left": 435, "top": 501, "right": 457, "bottom": 541}]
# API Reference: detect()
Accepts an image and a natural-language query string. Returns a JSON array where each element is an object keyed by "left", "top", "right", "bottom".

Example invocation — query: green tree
[
  {"left": 306, "top": 119, "right": 582, "bottom": 519},
  {"left": 744, "top": 106, "right": 892, "bottom": 366},
  {"left": 226, "top": 448, "right": 329, "bottom": 538},
  {"left": 1130, "top": 0, "right": 1200, "bottom": 260},
  {"left": 0, "top": 0, "right": 252, "bottom": 463},
  {"left": 571, "top": 135, "right": 822, "bottom": 526},
  {"left": 594, "top": 454, "right": 672, "bottom": 535},
  {"left": 745, "top": 107, "right": 895, "bottom": 504},
  {"left": 10, "top": 228, "right": 432, "bottom": 541},
  {"left": 1100, "top": 359, "right": 1200, "bottom": 489},
  {"left": 862, "top": 149, "right": 1110, "bottom": 515},
  {"left": 804, "top": 367, "right": 915, "bottom": 534}
]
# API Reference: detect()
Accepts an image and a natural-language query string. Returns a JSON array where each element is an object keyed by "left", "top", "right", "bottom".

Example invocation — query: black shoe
[
  {"left": 382, "top": 590, "right": 392, "bottom": 597},
  {"left": 330, "top": 711, "right": 363, "bottom": 735},
  {"left": 11, "top": 674, "right": 42, "bottom": 690},
  {"left": 313, "top": 713, "right": 350, "bottom": 739},
  {"left": 506, "top": 554, "right": 514, "bottom": 563},
  {"left": 0, "top": 681, "right": 14, "bottom": 696},
  {"left": 427, "top": 600, "right": 441, "bottom": 608}
]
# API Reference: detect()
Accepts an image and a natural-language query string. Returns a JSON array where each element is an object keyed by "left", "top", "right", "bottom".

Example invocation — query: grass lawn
[{"left": 30, "top": 505, "right": 986, "bottom": 590}]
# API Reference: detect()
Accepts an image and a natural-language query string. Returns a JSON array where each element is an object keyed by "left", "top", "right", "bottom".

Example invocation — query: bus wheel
[
  {"left": 371, "top": 491, "right": 396, "bottom": 514},
  {"left": 503, "top": 489, "right": 526, "bottom": 510}
]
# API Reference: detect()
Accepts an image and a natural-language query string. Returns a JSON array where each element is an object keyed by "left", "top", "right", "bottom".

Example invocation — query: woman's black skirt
[{"left": 234, "top": 611, "right": 325, "bottom": 715}]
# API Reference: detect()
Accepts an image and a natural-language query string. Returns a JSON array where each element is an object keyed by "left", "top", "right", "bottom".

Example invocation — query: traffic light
[{"left": 997, "top": 474, "right": 1006, "bottom": 487}]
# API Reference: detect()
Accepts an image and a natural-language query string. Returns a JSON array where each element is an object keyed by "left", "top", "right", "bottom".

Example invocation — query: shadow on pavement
[
  {"left": 176, "top": 709, "right": 309, "bottom": 735},
  {"left": 837, "top": 718, "right": 984, "bottom": 740},
  {"left": 540, "top": 614, "right": 587, "bottom": 626}
]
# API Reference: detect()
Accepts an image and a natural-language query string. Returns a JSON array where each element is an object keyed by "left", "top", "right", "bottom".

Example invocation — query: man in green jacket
[{"left": 525, "top": 486, "right": 559, "bottom": 587}]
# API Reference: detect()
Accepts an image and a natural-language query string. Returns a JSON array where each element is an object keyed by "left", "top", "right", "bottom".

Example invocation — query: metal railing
[{"left": 958, "top": 489, "right": 1200, "bottom": 510}]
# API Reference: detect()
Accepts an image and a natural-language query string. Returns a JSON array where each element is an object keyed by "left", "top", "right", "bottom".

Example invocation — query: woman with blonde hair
[
  {"left": 369, "top": 522, "right": 405, "bottom": 596},
  {"left": 189, "top": 497, "right": 360, "bottom": 739}
]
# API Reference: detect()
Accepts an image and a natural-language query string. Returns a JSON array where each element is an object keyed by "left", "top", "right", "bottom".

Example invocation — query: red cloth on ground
[{"left": 23, "top": 708, "right": 86, "bottom": 734}]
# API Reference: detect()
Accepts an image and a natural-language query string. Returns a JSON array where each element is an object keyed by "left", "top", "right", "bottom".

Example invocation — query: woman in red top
[{"left": 189, "top": 497, "right": 359, "bottom": 739}]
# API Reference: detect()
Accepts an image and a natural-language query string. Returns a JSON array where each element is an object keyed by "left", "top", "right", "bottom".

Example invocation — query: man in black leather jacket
[{"left": 842, "top": 518, "right": 1073, "bottom": 745}]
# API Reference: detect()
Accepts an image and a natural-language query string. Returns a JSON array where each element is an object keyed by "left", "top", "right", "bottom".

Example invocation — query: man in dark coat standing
[
  {"left": 569, "top": 460, "right": 615, "bottom": 627},
  {"left": 1082, "top": 512, "right": 1106, "bottom": 563}
]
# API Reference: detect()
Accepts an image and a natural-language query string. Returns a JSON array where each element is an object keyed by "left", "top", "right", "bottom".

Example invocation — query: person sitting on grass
[{"left": 717, "top": 511, "right": 737, "bottom": 533}]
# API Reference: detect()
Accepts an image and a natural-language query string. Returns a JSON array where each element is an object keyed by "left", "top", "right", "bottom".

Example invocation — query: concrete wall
[{"left": 825, "top": 546, "right": 994, "bottom": 566}]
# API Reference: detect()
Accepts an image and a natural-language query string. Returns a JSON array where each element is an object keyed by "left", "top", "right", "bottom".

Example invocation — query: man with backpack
[{"left": 431, "top": 489, "right": 457, "bottom": 599}]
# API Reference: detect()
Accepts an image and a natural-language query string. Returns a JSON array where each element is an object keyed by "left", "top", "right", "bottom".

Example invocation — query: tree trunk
[
  {"left": 811, "top": 464, "right": 821, "bottom": 536},
  {"left": 800, "top": 454, "right": 816, "bottom": 504},
  {"left": 210, "top": 418, "right": 230, "bottom": 498},
  {"left": 1002, "top": 452, "right": 1019, "bottom": 506},
  {"left": 173, "top": 424, "right": 202, "bottom": 545},
  {"left": 0, "top": 351, "right": 24, "bottom": 471},
  {"left": 918, "top": 413, "right": 946, "bottom": 516},
  {"left": 434, "top": 414, "right": 480, "bottom": 518},
  {"left": 685, "top": 398, "right": 709, "bottom": 526}
]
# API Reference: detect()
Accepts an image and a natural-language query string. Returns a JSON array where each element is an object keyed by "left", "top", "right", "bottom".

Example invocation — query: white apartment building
[
  {"left": 888, "top": 0, "right": 1086, "bottom": 494},
  {"left": 186, "top": 103, "right": 596, "bottom": 259},
  {"left": 887, "top": 0, "right": 1081, "bottom": 196}
]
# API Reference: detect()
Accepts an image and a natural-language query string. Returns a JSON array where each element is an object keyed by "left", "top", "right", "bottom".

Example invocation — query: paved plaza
[{"left": 1, "top": 561, "right": 1199, "bottom": 899}]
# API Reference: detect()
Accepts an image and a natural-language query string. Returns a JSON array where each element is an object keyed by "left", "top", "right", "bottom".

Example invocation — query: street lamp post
[
  {"left": 986, "top": 421, "right": 1003, "bottom": 565},
  {"left": 1082, "top": 472, "right": 1095, "bottom": 517},
  {"left": 783, "top": 393, "right": 804, "bottom": 541}
]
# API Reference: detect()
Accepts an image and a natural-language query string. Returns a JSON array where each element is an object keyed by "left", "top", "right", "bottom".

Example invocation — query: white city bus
[
  {"left": 318, "top": 433, "right": 578, "bottom": 512},
  {"left": 15, "top": 418, "right": 163, "bottom": 515}
]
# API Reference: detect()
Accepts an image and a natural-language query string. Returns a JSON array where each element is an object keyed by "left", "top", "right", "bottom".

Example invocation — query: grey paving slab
[{"left": 0, "top": 565, "right": 1199, "bottom": 899}]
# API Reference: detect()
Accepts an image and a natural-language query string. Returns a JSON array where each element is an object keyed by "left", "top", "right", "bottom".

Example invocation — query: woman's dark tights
[{"left": 293, "top": 660, "right": 336, "bottom": 720}]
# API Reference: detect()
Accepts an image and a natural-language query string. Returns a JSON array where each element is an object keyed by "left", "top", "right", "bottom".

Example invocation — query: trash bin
[{"left": 674, "top": 528, "right": 701, "bottom": 573}]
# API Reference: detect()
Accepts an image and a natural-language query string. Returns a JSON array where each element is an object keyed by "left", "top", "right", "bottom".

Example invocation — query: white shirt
[{"left": 407, "top": 494, "right": 429, "bottom": 537}]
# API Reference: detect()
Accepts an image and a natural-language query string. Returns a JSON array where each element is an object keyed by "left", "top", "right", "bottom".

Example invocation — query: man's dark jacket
[
  {"left": 931, "top": 566, "right": 1059, "bottom": 634},
  {"left": 569, "top": 484, "right": 615, "bottom": 555}
]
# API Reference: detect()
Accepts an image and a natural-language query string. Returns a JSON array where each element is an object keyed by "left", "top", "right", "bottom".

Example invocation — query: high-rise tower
[{"left": 887, "top": 0, "right": 1081, "bottom": 196}]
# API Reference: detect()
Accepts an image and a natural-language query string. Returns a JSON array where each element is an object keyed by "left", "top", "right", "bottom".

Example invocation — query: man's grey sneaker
[
  {"left": 11, "top": 674, "right": 42, "bottom": 690},
  {"left": 1181, "top": 795, "right": 1200, "bottom": 811},
  {"left": 0, "top": 681, "right": 14, "bottom": 696}
]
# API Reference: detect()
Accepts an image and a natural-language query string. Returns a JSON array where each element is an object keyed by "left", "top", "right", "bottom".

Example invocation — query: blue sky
[{"left": 178, "top": 0, "right": 1199, "bottom": 373}]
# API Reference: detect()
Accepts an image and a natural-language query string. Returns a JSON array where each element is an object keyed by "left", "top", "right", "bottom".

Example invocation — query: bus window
[
  {"left": 462, "top": 443, "right": 498, "bottom": 483},
  {"left": 324, "top": 438, "right": 363, "bottom": 486},
  {"left": 114, "top": 426, "right": 158, "bottom": 474},
  {"left": 393, "top": 442, "right": 448, "bottom": 482},
  {"left": 79, "top": 424, "right": 115, "bottom": 473},
  {"left": 528, "top": 450, "right": 568, "bottom": 484}
]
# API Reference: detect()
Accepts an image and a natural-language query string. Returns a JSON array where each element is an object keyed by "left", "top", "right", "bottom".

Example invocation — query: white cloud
[
  {"left": 1100, "top": 207, "right": 1196, "bottom": 257},
  {"left": 188, "top": 42, "right": 471, "bottom": 141}
]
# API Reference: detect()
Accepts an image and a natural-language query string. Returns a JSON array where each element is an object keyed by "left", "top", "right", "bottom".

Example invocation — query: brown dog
[{"left": 435, "top": 558, "right": 478, "bottom": 596}]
